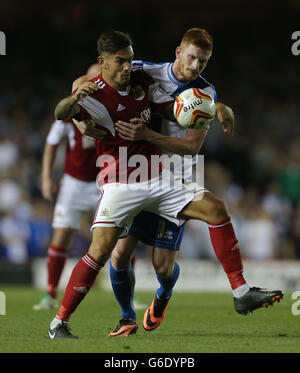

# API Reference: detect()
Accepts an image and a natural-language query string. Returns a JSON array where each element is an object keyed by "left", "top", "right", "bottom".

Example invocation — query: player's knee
[
  {"left": 214, "top": 198, "right": 227, "bottom": 217},
  {"left": 89, "top": 234, "right": 115, "bottom": 265},
  {"left": 52, "top": 228, "right": 74, "bottom": 249},
  {"left": 154, "top": 261, "right": 174, "bottom": 279},
  {"left": 111, "top": 247, "right": 131, "bottom": 269},
  {"left": 111, "top": 248, "right": 121, "bottom": 266},
  {"left": 207, "top": 196, "right": 228, "bottom": 221}
]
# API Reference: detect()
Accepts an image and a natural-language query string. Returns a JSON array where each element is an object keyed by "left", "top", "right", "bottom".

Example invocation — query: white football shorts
[
  {"left": 53, "top": 174, "right": 100, "bottom": 230},
  {"left": 92, "top": 169, "right": 207, "bottom": 235}
]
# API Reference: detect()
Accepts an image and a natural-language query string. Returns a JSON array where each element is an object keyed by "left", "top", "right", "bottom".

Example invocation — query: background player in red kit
[
  {"left": 46, "top": 30, "right": 283, "bottom": 339},
  {"left": 33, "top": 65, "right": 105, "bottom": 310}
]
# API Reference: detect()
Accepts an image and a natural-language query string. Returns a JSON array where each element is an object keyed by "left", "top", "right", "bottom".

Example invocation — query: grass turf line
[{"left": 0, "top": 286, "right": 298, "bottom": 353}]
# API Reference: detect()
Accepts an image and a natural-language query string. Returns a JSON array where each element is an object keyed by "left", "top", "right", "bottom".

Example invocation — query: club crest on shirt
[
  {"left": 99, "top": 208, "right": 110, "bottom": 217},
  {"left": 54, "top": 209, "right": 64, "bottom": 217},
  {"left": 141, "top": 108, "right": 151, "bottom": 122},
  {"left": 131, "top": 85, "right": 145, "bottom": 100}
]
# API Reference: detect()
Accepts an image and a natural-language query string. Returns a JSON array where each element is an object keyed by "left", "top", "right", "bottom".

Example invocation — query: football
[{"left": 173, "top": 88, "right": 216, "bottom": 129}]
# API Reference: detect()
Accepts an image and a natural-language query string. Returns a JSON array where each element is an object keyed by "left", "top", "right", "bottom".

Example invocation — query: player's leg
[
  {"left": 109, "top": 235, "right": 140, "bottom": 337},
  {"left": 47, "top": 226, "right": 122, "bottom": 339},
  {"left": 35, "top": 174, "right": 91, "bottom": 310},
  {"left": 47, "top": 228, "right": 75, "bottom": 297},
  {"left": 109, "top": 209, "right": 158, "bottom": 336},
  {"left": 152, "top": 247, "right": 179, "bottom": 298},
  {"left": 33, "top": 227, "right": 75, "bottom": 310},
  {"left": 178, "top": 192, "right": 283, "bottom": 313},
  {"left": 134, "top": 213, "right": 183, "bottom": 331},
  {"left": 179, "top": 191, "right": 247, "bottom": 291},
  {"left": 129, "top": 250, "right": 147, "bottom": 310},
  {"left": 111, "top": 235, "right": 139, "bottom": 269},
  {"left": 144, "top": 247, "right": 180, "bottom": 331}
]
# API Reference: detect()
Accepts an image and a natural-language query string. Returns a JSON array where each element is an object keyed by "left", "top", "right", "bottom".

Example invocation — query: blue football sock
[
  {"left": 109, "top": 261, "right": 136, "bottom": 320},
  {"left": 156, "top": 261, "right": 180, "bottom": 300}
]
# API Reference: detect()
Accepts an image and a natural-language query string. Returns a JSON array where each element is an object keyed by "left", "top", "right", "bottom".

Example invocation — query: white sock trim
[
  {"left": 50, "top": 317, "right": 64, "bottom": 330},
  {"left": 82, "top": 254, "right": 102, "bottom": 272},
  {"left": 208, "top": 219, "right": 231, "bottom": 229},
  {"left": 233, "top": 283, "right": 250, "bottom": 298}
]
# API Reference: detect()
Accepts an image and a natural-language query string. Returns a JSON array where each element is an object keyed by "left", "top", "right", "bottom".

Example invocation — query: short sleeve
[{"left": 46, "top": 120, "right": 71, "bottom": 146}]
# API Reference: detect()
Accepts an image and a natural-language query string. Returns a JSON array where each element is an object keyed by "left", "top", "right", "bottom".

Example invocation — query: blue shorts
[{"left": 128, "top": 211, "right": 185, "bottom": 251}]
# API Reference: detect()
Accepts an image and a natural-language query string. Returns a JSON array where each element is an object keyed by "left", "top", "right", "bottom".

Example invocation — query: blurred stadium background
[{"left": 0, "top": 0, "right": 299, "bottom": 292}]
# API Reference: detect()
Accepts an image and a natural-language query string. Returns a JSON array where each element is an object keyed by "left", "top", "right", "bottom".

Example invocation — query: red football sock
[
  {"left": 208, "top": 217, "right": 246, "bottom": 290},
  {"left": 47, "top": 245, "right": 68, "bottom": 299},
  {"left": 56, "top": 253, "right": 102, "bottom": 322}
]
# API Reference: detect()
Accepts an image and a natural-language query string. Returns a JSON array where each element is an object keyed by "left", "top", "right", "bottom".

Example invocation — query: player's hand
[
  {"left": 115, "top": 118, "right": 149, "bottom": 141},
  {"left": 41, "top": 177, "right": 57, "bottom": 202},
  {"left": 74, "top": 82, "right": 99, "bottom": 102},
  {"left": 73, "top": 118, "right": 106, "bottom": 140},
  {"left": 215, "top": 102, "right": 234, "bottom": 136}
]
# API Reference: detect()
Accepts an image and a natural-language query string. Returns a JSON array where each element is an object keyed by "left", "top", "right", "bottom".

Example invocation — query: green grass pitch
[{"left": 0, "top": 286, "right": 299, "bottom": 353}]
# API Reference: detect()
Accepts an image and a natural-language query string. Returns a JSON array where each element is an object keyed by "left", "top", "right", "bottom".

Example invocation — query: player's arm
[
  {"left": 41, "top": 143, "right": 58, "bottom": 201},
  {"left": 145, "top": 126, "right": 208, "bottom": 156},
  {"left": 41, "top": 119, "right": 69, "bottom": 201},
  {"left": 115, "top": 118, "right": 207, "bottom": 156},
  {"left": 215, "top": 102, "right": 234, "bottom": 136},
  {"left": 66, "top": 75, "right": 106, "bottom": 140},
  {"left": 158, "top": 102, "right": 176, "bottom": 121},
  {"left": 72, "top": 118, "right": 106, "bottom": 140},
  {"left": 54, "top": 81, "right": 99, "bottom": 120}
]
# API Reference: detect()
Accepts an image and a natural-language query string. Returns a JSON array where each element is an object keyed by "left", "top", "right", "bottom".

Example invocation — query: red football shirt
[
  {"left": 46, "top": 119, "right": 98, "bottom": 182},
  {"left": 77, "top": 70, "right": 173, "bottom": 184}
]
